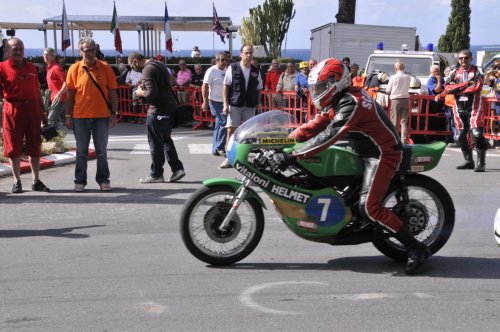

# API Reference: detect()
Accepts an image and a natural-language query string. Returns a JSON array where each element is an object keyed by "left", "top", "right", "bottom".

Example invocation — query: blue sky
[{"left": 1, "top": 0, "right": 498, "bottom": 52}]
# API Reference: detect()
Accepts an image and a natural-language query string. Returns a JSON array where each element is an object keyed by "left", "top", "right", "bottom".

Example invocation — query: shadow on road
[
  {"left": 0, "top": 187, "right": 198, "bottom": 205},
  {"left": 0, "top": 224, "right": 105, "bottom": 239},
  {"left": 213, "top": 255, "right": 500, "bottom": 279}
]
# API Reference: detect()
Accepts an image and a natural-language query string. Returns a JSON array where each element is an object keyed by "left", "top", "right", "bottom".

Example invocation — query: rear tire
[
  {"left": 180, "top": 185, "right": 264, "bottom": 265},
  {"left": 372, "top": 174, "right": 455, "bottom": 261}
]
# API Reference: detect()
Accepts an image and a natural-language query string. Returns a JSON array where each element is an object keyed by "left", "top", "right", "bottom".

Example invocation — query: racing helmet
[
  {"left": 308, "top": 58, "right": 351, "bottom": 110},
  {"left": 409, "top": 75, "right": 422, "bottom": 89}
]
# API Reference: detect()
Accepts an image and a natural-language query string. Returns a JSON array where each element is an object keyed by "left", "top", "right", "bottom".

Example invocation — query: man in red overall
[
  {"left": 269, "top": 58, "right": 430, "bottom": 274},
  {"left": 444, "top": 49, "right": 485, "bottom": 172},
  {"left": 0, "top": 37, "right": 50, "bottom": 193}
]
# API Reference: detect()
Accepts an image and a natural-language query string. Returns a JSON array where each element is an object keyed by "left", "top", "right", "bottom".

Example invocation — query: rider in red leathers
[
  {"left": 444, "top": 49, "right": 485, "bottom": 171},
  {"left": 269, "top": 58, "right": 430, "bottom": 274}
]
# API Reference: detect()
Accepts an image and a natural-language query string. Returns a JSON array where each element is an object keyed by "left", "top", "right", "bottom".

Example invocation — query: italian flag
[
  {"left": 110, "top": 1, "right": 123, "bottom": 54},
  {"left": 164, "top": 2, "right": 173, "bottom": 53}
]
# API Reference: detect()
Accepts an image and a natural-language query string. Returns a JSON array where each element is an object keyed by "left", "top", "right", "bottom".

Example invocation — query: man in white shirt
[
  {"left": 386, "top": 61, "right": 411, "bottom": 143},
  {"left": 202, "top": 52, "right": 228, "bottom": 156}
]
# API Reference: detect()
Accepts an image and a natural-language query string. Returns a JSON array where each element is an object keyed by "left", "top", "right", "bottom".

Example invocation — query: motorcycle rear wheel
[
  {"left": 372, "top": 174, "right": 455, "bottom": 261},
  {"left": 180, "top": 185, "right": 264, "bottom": 265}
]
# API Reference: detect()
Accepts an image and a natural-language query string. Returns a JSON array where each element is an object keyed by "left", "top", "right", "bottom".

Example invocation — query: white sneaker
[
  {"left": 169, "top": 170, "right": 186, "bottom": 182},
  {"left": 219, "top": 159, "right": 232, "bottom": 169},
  {"left": 99, "top": 182, "right": 112, "bottom": 191},
  {"left": 139, "top": 175, "right": 164, "bottom": 183},
  {"left": 74, "top": 183, "right": 85, "bottom": 192}
]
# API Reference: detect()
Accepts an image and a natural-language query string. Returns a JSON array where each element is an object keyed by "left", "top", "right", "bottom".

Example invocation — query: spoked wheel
[
  {"left": 372, "top": 174, "right": 455, "bottom": 261},
  {"left": 180, "top": 185, "right": 264, "bottom": 265}
]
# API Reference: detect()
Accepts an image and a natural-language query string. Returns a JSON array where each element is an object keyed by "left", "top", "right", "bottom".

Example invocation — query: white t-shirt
[
  {"left": 223, "top": 63, "right": 263, "bottom": 90},
  {"left": 203, "top": 65, "right": 227, "bottom": 102},
  {"left": 125, "top": 69, "right": 142, "bottom": 86}
]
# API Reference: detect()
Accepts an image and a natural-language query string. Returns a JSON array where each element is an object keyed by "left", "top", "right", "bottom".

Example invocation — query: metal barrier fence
[
  {"left": 483, "top": 97, "right": 499, "bottom": 141},
  {"left": 116, "top": 85, "right": 499, "bottom": 143}
]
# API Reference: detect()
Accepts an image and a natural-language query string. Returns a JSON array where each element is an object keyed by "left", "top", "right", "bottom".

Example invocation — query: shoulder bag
[{"left": 82, "top": 65, "right": 112, "bottom": 112}]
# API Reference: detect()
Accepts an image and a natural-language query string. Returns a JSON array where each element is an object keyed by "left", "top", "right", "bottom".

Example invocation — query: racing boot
[
  {"left": 474, "top": 149, "right": 486, "bottom": 172},
  {"left": 394, "top": 228, "right": 431, "bottom": 275},
  {"left": 456, "top": 149, "right": 474, "bottom": 170}
]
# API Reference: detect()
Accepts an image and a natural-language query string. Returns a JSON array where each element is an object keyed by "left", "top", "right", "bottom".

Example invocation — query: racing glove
[{"left": 268, "top": 152, "right": 296, "bottom": 172}]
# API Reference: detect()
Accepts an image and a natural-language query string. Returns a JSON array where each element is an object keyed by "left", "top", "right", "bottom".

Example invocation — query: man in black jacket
[
  {"left": 220, "top": 45, "right": 263, "bottom": 168},
  {"left": 131, "top": 52, "right": 186, "bottom": 183}
]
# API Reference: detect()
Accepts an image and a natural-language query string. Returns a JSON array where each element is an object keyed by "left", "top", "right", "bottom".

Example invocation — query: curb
[{"left": 0, "top": 149, "right": 96, "bottom": 177}]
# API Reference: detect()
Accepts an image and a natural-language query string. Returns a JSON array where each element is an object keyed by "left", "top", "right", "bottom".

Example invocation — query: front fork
[
  {"left": 218, "top": 177, "right": 252, "bottom": 231},
  {"left": 395, "top": 175, "right": 411, "bottom": 216}
]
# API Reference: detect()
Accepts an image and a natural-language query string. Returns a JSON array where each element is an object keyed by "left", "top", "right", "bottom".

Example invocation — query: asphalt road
[{"left": 1, "top": 122, "right": 499, "bottom": 331}]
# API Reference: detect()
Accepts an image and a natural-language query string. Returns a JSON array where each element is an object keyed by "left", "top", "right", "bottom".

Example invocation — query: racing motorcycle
[{"left": 180, "top": 110, "right": 455, "bottom": 265}]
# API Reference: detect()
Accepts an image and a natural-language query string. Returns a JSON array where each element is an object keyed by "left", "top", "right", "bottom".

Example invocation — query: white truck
[
  {"left": 310, "top": 23, "right": 418, "bottom": 66},
  {"left": 364, "top": 46, "right": 455, "bottom": 95},
  {"left": 476, "top": 48, "right": 500, "bottom": 70}
]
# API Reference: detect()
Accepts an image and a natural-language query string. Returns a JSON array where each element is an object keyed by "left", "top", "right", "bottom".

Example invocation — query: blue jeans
[
  {"left": 73, "top": 118, "right": 110, "bottom": 185},
  {"left": 146, "top": 113, "right": 184, "bottom": 177},
  {"left": 209, "top": 100, "right": 227, "bottom": 154}
]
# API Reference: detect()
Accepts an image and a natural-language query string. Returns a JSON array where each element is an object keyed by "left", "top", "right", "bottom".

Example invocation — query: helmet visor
[{"left": 308, "top": 82, "right": 328, "bottom": 99}]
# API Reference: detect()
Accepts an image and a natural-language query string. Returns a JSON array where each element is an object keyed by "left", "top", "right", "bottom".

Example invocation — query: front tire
[
  {"left": 180, "top": 185, "right": 264, "bottom": 265},
  {"left": 372, "top": 174, "right": 455, "bottom": 261}
]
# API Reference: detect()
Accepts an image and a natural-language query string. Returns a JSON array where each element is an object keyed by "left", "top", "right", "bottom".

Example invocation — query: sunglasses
[
  {"left": 81, "top": 48, "right": 96, "bottom": 54},
  {"left": 458, "top": 56, "right": 470, "bottom": 60}
]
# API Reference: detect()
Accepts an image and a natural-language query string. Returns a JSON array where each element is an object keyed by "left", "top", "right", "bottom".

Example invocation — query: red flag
[{"left": 110, "top": 1, "right": 122, "bottom": 54}]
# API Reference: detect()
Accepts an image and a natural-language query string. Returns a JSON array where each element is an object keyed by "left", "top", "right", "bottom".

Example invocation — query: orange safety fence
[
  {"left": 483, "top": 97, "right": 500, "bottom": 141},
  {"left": 406, "top": 95, "right": 453, "bottom": 142},
  {"left": 116, "top": 84, "right": 499, "bottom": 144},
  {"left": 190, "top": 87, "right": 213, "bottom": 130},
  {"left": 116, "top": 85, "right": 147, "bottom": 122},
  {"left": 190, "top": 89, "right": 316, "bottom": 129},
  {"left": 260, "top": 90, "right": 316, "bottom": 127}
]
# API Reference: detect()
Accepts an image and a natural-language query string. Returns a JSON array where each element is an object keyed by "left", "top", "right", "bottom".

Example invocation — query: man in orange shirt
[
  {"left": 0, "top": 37, "right": 50, "bottom": 193},
  {"left": 65, "top": 37, "right": 118, "bottom": 192},
  {"left": 350, "top": 63, "right": 364, "bottom": 87}
]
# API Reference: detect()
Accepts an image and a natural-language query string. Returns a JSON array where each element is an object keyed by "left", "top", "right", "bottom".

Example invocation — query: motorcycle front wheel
[
  {"left": 180, "top": 185, "right": 264, "bottom": 265},
  {"left": 372, "top": 174, "right": 455, "bottom": 261}
]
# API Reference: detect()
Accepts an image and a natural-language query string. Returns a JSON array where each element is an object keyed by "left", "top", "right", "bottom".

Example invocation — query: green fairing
[
  {"left": 408, "top": 141, "right": 446, "bottom": 172},
  {"left": 294, "top": 143, "right": 365, "bottom": 177},
  {"left": 231, "top": 144, "right": 352, "bottom": 237}
]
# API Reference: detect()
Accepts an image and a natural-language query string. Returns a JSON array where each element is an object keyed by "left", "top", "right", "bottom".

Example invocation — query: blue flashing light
[
  {"left": 426, "top": 43, "right": 434, "bottom": 51},
  {"left": 377, "top": 42, "right": 384, "bottom": 50}
]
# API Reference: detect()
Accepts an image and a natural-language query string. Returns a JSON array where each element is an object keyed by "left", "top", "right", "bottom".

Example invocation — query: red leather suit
[{"left": 290, "top": 87, "right": 405, "bottom": 233}]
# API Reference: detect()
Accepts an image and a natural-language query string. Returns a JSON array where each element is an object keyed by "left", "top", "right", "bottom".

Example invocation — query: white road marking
[
  {"left": 130, "top": 144, "right": 150, "bottom": 155},
  {"left": 239, "top": 281, "right": 327, "bottom": 315},
  {"left": 240, "top": 282, "right": 439, "bottom": 315},
  {"left": 188, "top": 144, "right": 213, "bottom": 154},
  {"left": 139, "top": 302, "right": 168, "bottom": 314}
]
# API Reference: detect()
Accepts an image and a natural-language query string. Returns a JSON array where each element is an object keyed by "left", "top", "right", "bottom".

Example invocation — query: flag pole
[{"left": 212, "top": 2, "right": 215, "bottom": 56}]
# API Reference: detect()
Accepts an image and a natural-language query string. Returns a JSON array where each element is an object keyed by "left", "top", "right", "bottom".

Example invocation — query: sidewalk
[{"left": 0, "top": 150, "right": 96, "bottom": 177}]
